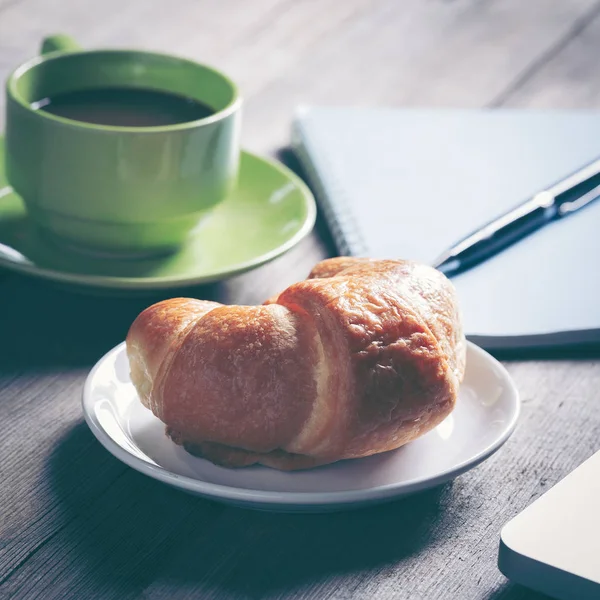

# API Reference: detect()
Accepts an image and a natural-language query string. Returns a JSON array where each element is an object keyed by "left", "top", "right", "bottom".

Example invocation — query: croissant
[{"left": 126, "top": 257, "right": 466, "bottom": 470}]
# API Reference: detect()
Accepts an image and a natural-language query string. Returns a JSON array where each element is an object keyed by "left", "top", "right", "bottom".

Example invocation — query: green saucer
[{"left": 0, "top": 137, "right": 316, "bottom": 290}]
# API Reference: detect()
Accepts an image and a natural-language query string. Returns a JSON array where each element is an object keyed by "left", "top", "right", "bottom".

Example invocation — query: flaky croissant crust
[{"left": 126, "top": 257, "right": 466, "bottom": 470}]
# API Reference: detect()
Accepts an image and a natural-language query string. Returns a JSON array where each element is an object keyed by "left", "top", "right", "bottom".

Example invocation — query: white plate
[{"left": 82, "top": 341, "right": 520, "bottom": 512}]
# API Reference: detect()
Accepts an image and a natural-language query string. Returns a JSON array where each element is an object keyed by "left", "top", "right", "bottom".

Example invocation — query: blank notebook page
[{"left": 292, "top": 108, "right": 600, "bottom": 348}]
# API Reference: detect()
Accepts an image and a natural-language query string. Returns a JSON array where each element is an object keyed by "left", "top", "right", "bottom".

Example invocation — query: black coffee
[{"left": 34, "top": 86, "right": 215, "bottom": 126}]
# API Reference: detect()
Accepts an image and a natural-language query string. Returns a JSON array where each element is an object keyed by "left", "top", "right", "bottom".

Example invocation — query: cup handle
[{"left": 40, "top": 35, "right": 81, "bottom": 55}]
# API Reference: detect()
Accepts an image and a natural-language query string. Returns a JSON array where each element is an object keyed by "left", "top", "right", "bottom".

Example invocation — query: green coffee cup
[{"left": 5, "top": 35, "right": 241, "bottom": 256}]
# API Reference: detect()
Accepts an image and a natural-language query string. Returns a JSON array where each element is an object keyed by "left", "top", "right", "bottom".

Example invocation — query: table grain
[{"left": 1, "top": 1, "right": 599, "bottom": 599}]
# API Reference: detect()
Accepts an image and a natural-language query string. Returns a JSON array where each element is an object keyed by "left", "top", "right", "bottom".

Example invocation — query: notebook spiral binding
[{"left": 291, "top": 117, "right": 368, "bottom": 258}]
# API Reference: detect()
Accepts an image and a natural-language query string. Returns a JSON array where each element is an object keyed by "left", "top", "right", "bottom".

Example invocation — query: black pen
[{"left": 433, "top": 156, "right": 600, "bottom": 277}]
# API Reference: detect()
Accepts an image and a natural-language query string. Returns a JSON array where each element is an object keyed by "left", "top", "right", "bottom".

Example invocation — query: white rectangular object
[{"left": 499, "top": 449, "right": 600, "bottom": 599}]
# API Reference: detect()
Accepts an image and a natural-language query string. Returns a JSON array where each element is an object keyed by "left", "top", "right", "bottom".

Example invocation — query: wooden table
[{"left": 1, "top": 1, "right": 599, "bottom": 598}]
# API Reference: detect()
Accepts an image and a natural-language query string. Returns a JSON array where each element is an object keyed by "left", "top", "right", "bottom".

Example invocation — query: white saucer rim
[
  {"left": 82, "top": 341, "right": 520, "bottom": 507},
  {"left": 0, "top": 151, "right": 317, "bottom": 290}
]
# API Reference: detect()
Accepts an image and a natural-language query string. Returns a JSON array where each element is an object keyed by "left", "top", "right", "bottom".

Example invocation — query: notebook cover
[{"left": 291, "top": 107, "right": 600, "bottom": 349}]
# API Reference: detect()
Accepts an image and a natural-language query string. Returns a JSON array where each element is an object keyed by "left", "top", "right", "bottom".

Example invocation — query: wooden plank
[
  {"left": 0, "top": 0, "right": 598, "bottom": 150},
  {"left": 492, "top": 0, "right": 600, "bottom": 107},
  {"left": 239, "top": 0, "right": 600, "bottom": 153},
  {"left": 0, "top": 0, "right": 21, "bottom": 11}
]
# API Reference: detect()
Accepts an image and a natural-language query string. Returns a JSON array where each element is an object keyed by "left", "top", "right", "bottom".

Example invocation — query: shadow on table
[
  {"left": 0, "top": 273, "right": 225, "bottom": 371},
  {"left": 47, "top": 421, "right": 224, "bottom": 597},
  {"left": 49, "top": 421, "right": 462, "bottom": 598},
  {"left": 486, "top": 581, "right": 553, "bottom": 600},
  {"left": 488, "top": 343, "right": 600, "bottom": 361}
]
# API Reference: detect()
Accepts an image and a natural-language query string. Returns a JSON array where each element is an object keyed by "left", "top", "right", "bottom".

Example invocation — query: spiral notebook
[{"left": 291, "top": 107, "right": 600, "bottom": 350}]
